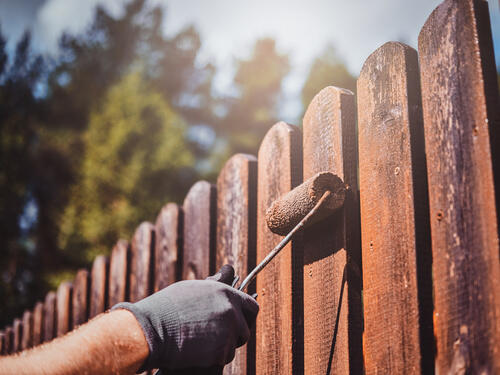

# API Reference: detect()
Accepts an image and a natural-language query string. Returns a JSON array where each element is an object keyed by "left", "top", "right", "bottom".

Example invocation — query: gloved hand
[{"left": 111, "top": 265, "right": 259, "bottom": 372}]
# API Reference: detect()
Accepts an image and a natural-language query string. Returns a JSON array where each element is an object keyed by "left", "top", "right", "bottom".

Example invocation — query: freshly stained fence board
[
  {"left": 216, "top": 153, "right": 258, "bottom": 375},
  {"left": 155, "top": 203, "right": 182, "bottom": 291},
  {"left": 72, "top": 269, "right": 89, "bottom": 327},
  {"left": 56, "top": 281, "right": 73, "bottom": 337},
  {"left": 33, "top": 302, "right": 44, "bottom": 346},
  {"left": 419, "top": 0, "right": 500, "bottom": 373},
  {"left": 183, "top": 181, "right": 217, "bottom": 280},
  {"left": 12, "top": 319, "right": 21, "bottom": 353},
  {"left": 358, "top": 42, "right": 433, "bottom": 374},
  {"left": 302, "top": 86, "right": 363, "bottom": 375},
  {"left": 129, "top": 223, "right": 155, "bottom": 302},
  {"left": 256, "top": 122, "right": 303, "bottom": 374},
  {"left": 90, "top": 255, "right": 108, "bottom": 318},
  {"left": 21, "top": 310, "right": 33, "bottom": 350},
  {"left": 43, "top": 291, "right": 56, "bottom": 342},
  {"left": 109, "top": 240, "right": 129, "bottom": 307}
]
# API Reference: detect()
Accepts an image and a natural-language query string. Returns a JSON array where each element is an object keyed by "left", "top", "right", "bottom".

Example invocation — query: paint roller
[{"left": 237, "top": 171, "right": 347, "bottom": 291}]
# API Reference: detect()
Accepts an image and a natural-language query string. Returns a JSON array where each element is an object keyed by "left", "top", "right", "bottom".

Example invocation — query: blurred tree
[
  {"left": 0, "top": 29, "right": 45, "bottom": 326},
  {"left": 34, "top": 0, "right": 214, "bottom": 278},
  {"left": 216, "top": 38, "right": 290, "bottom": 159},
  {"left": 301, "top": 45, "right": 356, "bottom": 112},
  {"left": 58, "top": 72, "right": 194, "bottom": 263}
]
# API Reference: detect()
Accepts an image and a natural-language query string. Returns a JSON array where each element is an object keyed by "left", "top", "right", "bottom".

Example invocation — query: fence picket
[
  {"left": 21, "top": 310, "right": 33, "bottom": 350},
  {"left": 216, "top": 153, "right": 258, "bottom": 375},
  {"left": 418, "top": 0, "right": 500, "bottom": 372},
  {"left": 183, "top": 181, "right": 217, "bottom": 279},
  {"left": 256, "top": 122, "right": 303, "bottom": 374},
  {"left": 155, "top": 203, "right": 182, "bottom": 291},
  {"left": 302, "top": 86, "right": 362, "bottom": 375},
  {"left": 72, "top": 269, "right": 89, "bottom": 328},
  {"left": 129, "top": 223, "right": 155, "bottom": 302},
  {"left": 90, "top": 255, "right": 108, "bottom": 318},
  {"left": 4, "top": 327, "right": 12, "bottom": 354},
  {"left": 33, "top": 302, "right": 44, "bottom": 346},
  {"left": 56, "top": 281, "right": 72, "bottom": 337},
  {"left": 108, "top": 240, "right": 129, "bottom": 307},
  {"left": 43, "top": 291, "right": 56, "bottom": 342},
  {"left": 358, "top": 42, "right": 433, "bottom": 374},
  {"left": 12, "top": 319, "right": 21, "bottom": 353}
]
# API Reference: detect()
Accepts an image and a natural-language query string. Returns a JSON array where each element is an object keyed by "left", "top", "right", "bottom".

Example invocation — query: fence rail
[{"left": 1, "top": 0, "right": 499, "bottom": 373}]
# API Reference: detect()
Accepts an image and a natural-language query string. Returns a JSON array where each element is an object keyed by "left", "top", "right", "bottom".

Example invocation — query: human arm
[
  {"left": 0, "top": 265, "right": 259, "bottom": 374},
  {"left": 0, "top": 309, "right": 148, "bottom": 375}
]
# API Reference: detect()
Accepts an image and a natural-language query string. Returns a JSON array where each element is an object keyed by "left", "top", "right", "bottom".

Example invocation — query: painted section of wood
[
  {"left": 72, "top": 269, "right": 89, "bottom": 328},
  {"left": 12, "top": 318, "right": 21, "bottom": 353},
  {"left": 216, "top": 153, "right": 258, "bottom": 375},
  {"left": 256, "top": 122, "right": 303, "bottom": 375},
  {"left": 183, "top": 181, "right": 217, "bottom": 280},
  {"left": 302, "top": 86, "right": 363, "bottom": 375},
  {"left": 43, "top": 291, "right": 56, "bottom": 342},
  {"left": 21, "top": 310, "right": 33, "bottom": 350},
  {"left": 418, "top": 0, "right": 500, "bottom": 372},
  {"left": 155, "top": 203, "right": 182, "bottom": 291},
  {"left": 56, "top": 281, "right": 73, "bottom": 337},
  {"left": 129, "top": 222, "right": 155, "bottom": 302},
  {"left": 90, "top": 255, "right": 108, "bottom": 318},
  {"left": 108, "top": 240, "right": 129, "bottom": 306},
  {"left": 33, "top": 302, "right": 44, "bottom": 346},
  {"left": 358, "top": 42, "right": 433, "bottom": 374}
]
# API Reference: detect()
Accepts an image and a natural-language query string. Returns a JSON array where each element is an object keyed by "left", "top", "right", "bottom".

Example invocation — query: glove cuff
[{"left": 112, "top": 298, "right": 181, "bottom": 372}]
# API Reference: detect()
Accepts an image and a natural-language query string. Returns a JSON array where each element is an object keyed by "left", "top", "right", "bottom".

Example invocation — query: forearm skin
[{"left": 0, "top": 309, "right": 149, "bottom": 375}]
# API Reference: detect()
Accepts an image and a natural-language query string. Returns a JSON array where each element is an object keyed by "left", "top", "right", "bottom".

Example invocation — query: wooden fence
[{"left": 1, "top": 0, "right": 499, "bottom": 373}]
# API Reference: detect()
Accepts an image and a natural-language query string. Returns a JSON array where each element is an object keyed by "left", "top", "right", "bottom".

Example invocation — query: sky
[{"left": 0, "top": 0, "right": 499, "bottom": 120}]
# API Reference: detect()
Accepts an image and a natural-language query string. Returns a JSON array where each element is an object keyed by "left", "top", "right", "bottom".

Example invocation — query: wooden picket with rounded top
[
  {"left": 357, "top": 41, "right": 433, "bottom": 374},
  {"left": 302, "top": 86, "right": 362, "bottom": 375},
  {"left": 183, "top": 181, "right": 217, "bottom": 280},
  {"left": 155, "top": 203, "right": 183, "bottom": 291},
  {"left": 256, "top": 122, "right": 303, "bottom": 375},
  {"left": 216, "top": 153, "right": 258, "bottom": 375},
  {"left": 418, "top": 0, "right": 500, "bottom": 373}
]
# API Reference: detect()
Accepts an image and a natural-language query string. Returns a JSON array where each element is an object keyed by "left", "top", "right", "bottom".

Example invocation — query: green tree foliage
[
  {"left": 58, "top": 72, "right": 194, "bottom": 262},
  {"left": 217, "top": 38, "right": 290, "bottom": 157},
  {"left": 301, "top": 45, "right": 356, "bottom": 112},
  {"left": 0, "top": 30, "right": 45, "bottom": 325},
  {"left": 34, "top": 0, "right": 214, "bottom": 276}
]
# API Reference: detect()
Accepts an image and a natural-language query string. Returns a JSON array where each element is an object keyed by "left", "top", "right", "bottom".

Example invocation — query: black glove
[{"left": 112, "top": 265, "right": 259, "bottom": 372}]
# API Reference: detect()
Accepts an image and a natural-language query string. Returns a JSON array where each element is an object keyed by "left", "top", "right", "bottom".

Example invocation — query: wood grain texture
[
  {"left": 256, "top": 122, "right": 303, "bottom": 375},
  {"left": 12, "top": 318, "right": 21, "bottom": 353},
  {"left": 43, "top": 291, "right": 56, "bottom": 342},
  {"left": 358, "top": 42, "right": 433, "bottom": 374},
  {"left": 418, "top": 0, "right": 500, "bottom": 373},
  {"left": 4, "top": 326, "right": 12, "bottom": 354},
  {"left": 33, "top": 302, "right": 44, "bottom": 346},
  {"left": 155, "top": 203, "right": 183, "bottom": 291},
  {"left": 72, "top": 269, "right": 89, "bottom": 328},
  {"left": 129, "top": 222, "right": 155, "bottom": 302},
  {"left": 90, "top": 255, "right": 108, "bottom": 318},
  {"left": 56, "top": 281, "right": 73, "bottom": 337},
  {"left": 216, "top": 153, "right": 257, "bottom": 375},
  {"left": 302, "top": 86, "right": 363, "bottom": 375},
  {"left": 21, "top": 310, "right": 33, "bottom": 350},
  {"left": 183, "top": 181, "right": 217, "bottom": 280},
  {"left": 108, "top": 240, "right": 129, "bottom": 306}
]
